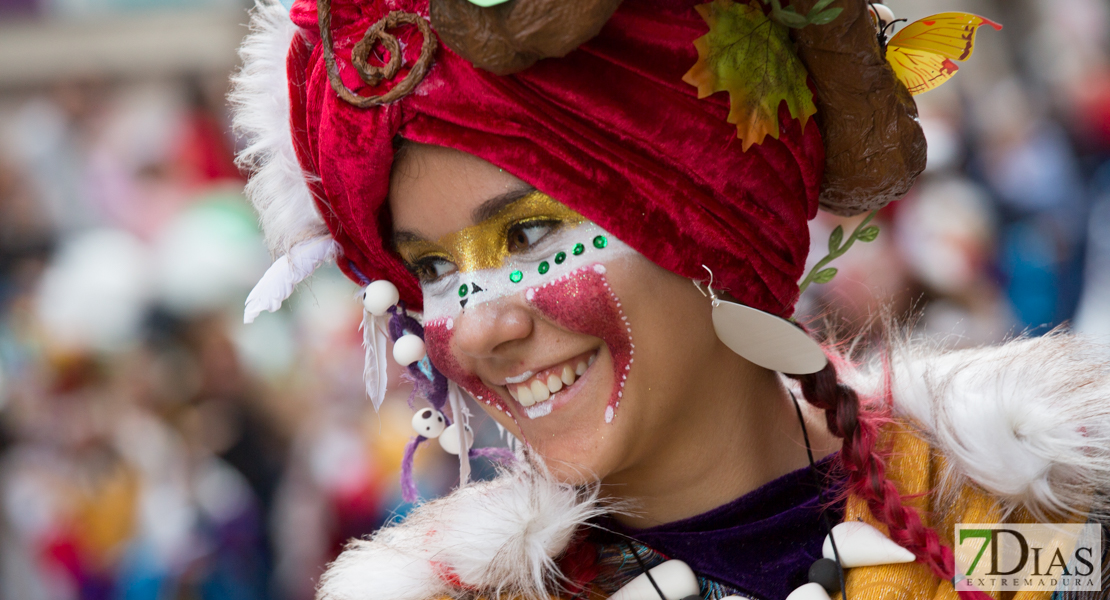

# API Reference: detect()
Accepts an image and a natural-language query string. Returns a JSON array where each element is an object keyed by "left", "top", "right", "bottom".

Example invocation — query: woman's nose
[{"left": 451, "top": 297, "right": 534, "bottom": 359}]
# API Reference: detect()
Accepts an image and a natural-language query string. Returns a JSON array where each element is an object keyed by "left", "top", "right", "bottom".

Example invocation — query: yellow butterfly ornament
[{"left": 870, "top": 3, "right": 1002, "bottom": 96}]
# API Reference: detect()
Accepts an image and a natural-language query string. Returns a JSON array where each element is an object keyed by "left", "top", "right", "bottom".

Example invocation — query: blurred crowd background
[{"left": 0, "top": 0, "right": 1107, "bottom": 599}]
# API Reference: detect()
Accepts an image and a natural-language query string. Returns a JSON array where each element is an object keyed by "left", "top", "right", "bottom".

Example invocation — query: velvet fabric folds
[{"left": 286, "top": 0, "right": 824, "bottom": 318}]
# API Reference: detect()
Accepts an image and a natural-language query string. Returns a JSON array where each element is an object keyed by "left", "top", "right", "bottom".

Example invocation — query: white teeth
[
  {"left": 588, "top": 352, "right": 597, "bottom": 366},
  {"left": 517, "top": 385, "right": 535, "bottom": 407},
  {"left": 530, "top": 379, "right": 550, "bottom": 402},
  {"left": 510, "top": 354, "right": 594, "bottom": 409}
]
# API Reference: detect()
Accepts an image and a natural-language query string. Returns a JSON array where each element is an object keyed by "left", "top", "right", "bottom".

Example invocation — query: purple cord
[
  {"left": 400, "top": 435, "right": 425, "bottom": 503},
  {"left": 469, "top": 446, "right": 516, "bottom": 465},
  {"left": 388, "top": 304, "right": 516, "bottom": 499},
  {"left": 388, "top": 305, "right": 448, "bottom": 411}
]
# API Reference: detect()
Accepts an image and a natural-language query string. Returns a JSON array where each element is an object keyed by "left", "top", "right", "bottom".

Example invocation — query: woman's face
[{"left": 389, "top": 144, "right": 742, "bottom": 483}]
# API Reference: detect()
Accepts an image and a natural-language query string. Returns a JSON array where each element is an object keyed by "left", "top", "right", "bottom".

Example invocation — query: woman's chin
[{"left": 506, "top": 353, "right": 621, "bottom": 482}]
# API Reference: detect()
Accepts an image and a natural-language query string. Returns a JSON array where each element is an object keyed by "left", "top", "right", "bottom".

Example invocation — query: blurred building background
[{"left": 0, "top": 0, "right": 1106, "bottom": 599}]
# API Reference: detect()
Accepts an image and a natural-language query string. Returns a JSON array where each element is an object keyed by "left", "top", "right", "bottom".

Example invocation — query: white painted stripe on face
[{"left": 420, "top": 222, "right": 637, "bottom": 323}]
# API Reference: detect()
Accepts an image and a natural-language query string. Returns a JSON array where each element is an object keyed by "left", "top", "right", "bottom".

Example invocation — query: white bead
[
  {"left": 609, "top": 561, "right": 699, "bottom": 600},
  {"left": 393, "top": 334, "right": 426, "bottom": 366},
  {"left": 438, "top": 423, "right": 474, "bottom": 455},
  {"left": 868, "top": 3, "right": 895, "bottom": 26},
  {"left": 362, "top": 280, "right": 399, "bottom": 316},
  {"left": 822, "top": 521, "right": 916, "bottom": 568},
  {"left": 785, "top": 583, "right": 832, "bottom": 600},
  {"left": 411, "top": 408, "right": 446, "bottom": 438}
]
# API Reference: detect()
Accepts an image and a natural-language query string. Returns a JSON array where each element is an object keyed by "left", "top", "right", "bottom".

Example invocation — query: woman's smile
[{"left": 497, "top": 348, "right": 598, "bottom": 418}]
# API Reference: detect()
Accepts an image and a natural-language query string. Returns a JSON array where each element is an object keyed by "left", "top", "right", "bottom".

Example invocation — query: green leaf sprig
[
  {"left": 798, "top": 210, "right": 880, "bottom": 294},
  {"left": 767, "top": 0, "right": 843, "bottom": 29}
]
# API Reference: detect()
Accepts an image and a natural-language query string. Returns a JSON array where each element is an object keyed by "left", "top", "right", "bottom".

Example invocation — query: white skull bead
[
  {"left": 362, "top": 280, "right": 400, "bottom": 316},
  {"left": 393, "top": 334, "right": 427, "bottom": 366},
  {"left": 411, "top": 408, "right": 447, "bottom": 438},
  {"left": 438, "top": 423, "right": 474, "bottom": 455}
]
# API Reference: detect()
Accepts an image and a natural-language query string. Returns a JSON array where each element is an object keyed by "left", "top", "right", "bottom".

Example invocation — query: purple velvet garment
[{"left": 595, "top": 455, "right": 844, "bottom": 600}]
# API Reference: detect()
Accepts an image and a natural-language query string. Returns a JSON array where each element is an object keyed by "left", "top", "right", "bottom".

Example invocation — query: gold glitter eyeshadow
[{"left": 396, "top": 191, "right": 586, "bottom": 274}]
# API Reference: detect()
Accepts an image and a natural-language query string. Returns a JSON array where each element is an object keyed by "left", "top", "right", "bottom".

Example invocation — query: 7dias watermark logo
[{"left": 955, "top": 524, "right": 1102, "bottom": 592}]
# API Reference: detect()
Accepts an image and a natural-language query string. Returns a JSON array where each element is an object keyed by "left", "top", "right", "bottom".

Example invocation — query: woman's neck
[{"left": 601, "top": 355, "right": 840, "bottom": 529}]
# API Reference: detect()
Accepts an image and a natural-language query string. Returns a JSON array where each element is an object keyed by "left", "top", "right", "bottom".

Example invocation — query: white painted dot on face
[
  {"left": 594, "top": 264, "right": 606, "bottom": 274},
  {"left": 526, "top": 288, "right": 536, "bottom": 301},
  {"left": 446, "top": 317, "right": 454, "bottom": 331},
  {"left": 605, "top": 406, "right": 614, "bottom": 423}
]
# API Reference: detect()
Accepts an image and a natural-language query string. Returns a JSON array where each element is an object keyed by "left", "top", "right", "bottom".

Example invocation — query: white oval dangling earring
[{"left": 695, "top": 267, "right": 827, "bottom": 375}]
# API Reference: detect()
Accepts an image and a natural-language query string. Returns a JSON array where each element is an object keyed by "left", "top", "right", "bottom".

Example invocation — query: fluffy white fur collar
[{"left": 315, "top": 334, "right": 1110, "bottom": 600}]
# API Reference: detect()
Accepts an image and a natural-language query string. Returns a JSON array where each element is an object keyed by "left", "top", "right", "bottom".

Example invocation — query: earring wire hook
[{"left": 693, "top": 265, "right": 721, "bottom": 307}]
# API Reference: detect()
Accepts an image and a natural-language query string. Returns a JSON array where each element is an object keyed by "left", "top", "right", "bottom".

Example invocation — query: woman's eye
[
  {"left": 506, "top": 221, "right": 556, "bottom": 254},
  {"left": 413, "top": 257, "right": 457, "bottom": 283}
]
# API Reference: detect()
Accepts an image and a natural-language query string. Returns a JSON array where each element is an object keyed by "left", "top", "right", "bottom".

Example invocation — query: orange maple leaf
[{"left": 683, "top": 0, "right": 817, "bottom": 150}]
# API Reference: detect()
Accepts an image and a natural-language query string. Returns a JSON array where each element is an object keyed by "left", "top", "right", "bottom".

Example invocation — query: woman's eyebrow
[
  {"left": 393, "top": 230, "right": 424, "bottom": 246},
  {"left": 393, "top": 185, "right": 538, "bottom": 247},
  {"left": 470, "top": 185, "right": 537, "bottom": 224}
]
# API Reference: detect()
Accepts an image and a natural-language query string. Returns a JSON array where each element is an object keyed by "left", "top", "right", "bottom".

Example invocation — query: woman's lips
[{"left": 503, "top": 349, "right": 598, "bottom": 417}]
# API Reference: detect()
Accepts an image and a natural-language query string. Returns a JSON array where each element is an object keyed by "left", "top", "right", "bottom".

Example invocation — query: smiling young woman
[
  {"left": 231, "top": 0, "right": 1110, "bottom": 599},
  {"left": 388, "top": 142, "right": 839, "bottom": 526}
]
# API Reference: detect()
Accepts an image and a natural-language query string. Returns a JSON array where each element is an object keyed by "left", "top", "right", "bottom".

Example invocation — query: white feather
[
  {"left": 244, "top": 236, "right": 339, "bottom": 324},
  {"left": 316, "top": 462, "right": 607, "bottom": 600},
  {"left": 869, "top": 332, "right": 1110, "bottom": 521},
  {"left": 363, "top": 312, "right": 389, "bottom": 410},
  {"left": 448, "top": 381, "right": 472, "bottom": 485},
  {"left": 229, "top": 0, "right": 328, "bottom": 257}
]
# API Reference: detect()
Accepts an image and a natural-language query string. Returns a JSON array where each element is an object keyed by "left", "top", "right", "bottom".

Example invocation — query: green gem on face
[
  {"left": 509, "top": 270, "right": 523, "bottom": 283},
  {"left": 573, "top": 243, "right": 585, "bottom": 256},
  {"left": 459, "top": 284, "right": 468, "bottom": 297},
  {"left": 593, "top": 235, "right": 608, "bottom": 249},
  {"left": 538, "top": 261, "right": 550, "bottom": 275},
  {"left": 554, "top": 252, "right": 567, "bottom": 264}
]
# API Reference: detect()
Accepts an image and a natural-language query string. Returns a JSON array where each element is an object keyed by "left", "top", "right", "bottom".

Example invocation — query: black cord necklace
[
  {"left": 789, "top": 389, "right": 849, "bottom": 600},
  {"left": 612, "top": 390, "right": 849, "bottom": 600}
]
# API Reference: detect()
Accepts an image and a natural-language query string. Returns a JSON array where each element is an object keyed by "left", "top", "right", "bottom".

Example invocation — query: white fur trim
[
  {"left": 230, "top": 0, "right": 329, "bottom": 257},
  {"left": 883, "top": 333, "right": 1110, "bottom": 520},
  {"left": 316, "top": 464, "right": 606, "bottom": 600},
  {"left": 244, "top": 236, "right": 339, "bottom": 323}
]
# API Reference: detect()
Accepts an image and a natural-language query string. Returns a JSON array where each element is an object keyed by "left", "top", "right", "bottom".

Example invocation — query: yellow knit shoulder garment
[{"left": 836, "top": 421, "right": 1063, "bottom": 600}]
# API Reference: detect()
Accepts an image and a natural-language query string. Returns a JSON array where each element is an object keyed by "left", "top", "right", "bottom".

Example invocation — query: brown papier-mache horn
[
  {"left": 431, "top": 0, "right": 926, "bottom": 216},
  {"left": 789, "top": 0, "right": 926, "bottom": 216},
  {"left": 428, "top": 0, "right": 623, "bottom": 76}
]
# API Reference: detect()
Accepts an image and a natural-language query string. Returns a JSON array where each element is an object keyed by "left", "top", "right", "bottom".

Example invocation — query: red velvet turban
[{"left": 286, "top": 0, "right": 824, "bottom": 318}]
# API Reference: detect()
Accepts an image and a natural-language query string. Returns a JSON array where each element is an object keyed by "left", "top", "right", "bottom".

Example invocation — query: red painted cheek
[
  {"left": 527, "top": 264, "right": 633, "bottom": 422},
  {"left": 423, "top": 319, "right": 511, "bottom": 417}
]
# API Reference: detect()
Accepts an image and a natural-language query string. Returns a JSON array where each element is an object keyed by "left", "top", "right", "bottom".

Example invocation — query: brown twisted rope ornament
[{"left": 317, "top": 0, "right": 438, "bottom": 107}]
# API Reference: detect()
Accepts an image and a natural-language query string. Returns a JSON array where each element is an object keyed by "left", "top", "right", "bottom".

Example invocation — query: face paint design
[
  {"left": 526, "top": 264, "right": 633, "bottom": 423},
  {"left": 406, "top": 192, "right": 637, "bottom": 427},
  {"left": 396, "top": 191, "right": 586, "bottom": 286}
]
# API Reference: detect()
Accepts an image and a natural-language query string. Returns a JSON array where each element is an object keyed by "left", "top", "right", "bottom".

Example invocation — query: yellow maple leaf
[{"left": 682, "top": 0, "right": 817, "bottom": 151}]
